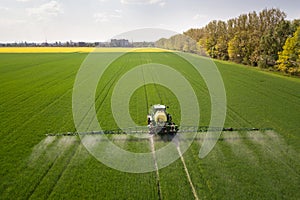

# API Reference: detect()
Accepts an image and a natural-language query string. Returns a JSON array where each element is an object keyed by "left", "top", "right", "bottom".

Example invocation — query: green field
[{"left": 0, "top": 52, "right": 300, "bottom": 199}]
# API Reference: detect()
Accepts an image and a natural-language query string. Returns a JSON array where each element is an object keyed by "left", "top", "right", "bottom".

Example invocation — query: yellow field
[{"left": 0, "top": 47, "right": 172, "bottom": 53}]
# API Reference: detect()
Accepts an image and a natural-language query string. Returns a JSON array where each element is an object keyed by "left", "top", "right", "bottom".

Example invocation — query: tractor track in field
[
  {"left": 0, "top": 74, "right": 76, "bottom": 133},
  {"left": 0, "top": 87, "right": 75, "bottom": 143},
  {"left": 220, "top": 109, "right": 300, "bottom": 182},
  {"left": 189, "top": 141, "right": 213, "bottom": 196},
  {"left": 141, "top": 67, "right": 149, "bottom": 109},
  {"left": 150, "top": 69, "right": 163, "bottom": 104},
  {"left": 228, "top": 73, "right": 300, "bottom": 108},
  {"left": 76, "top": 55, "right": 134, "bottom": 131},
  {"left": 3, "top": 54, "right": 108, "bottom": 141},
  {"left": 76, "top": 53, "right": 152, "bottom": 134},
  {"left": 26, "top": 140, "right": 66, "bottom": 200},
  {"left": 148, "top": 66, "right": 164, "bottom": 105},
  {"left": 151, "top": 66, "right": 200, "bottom": 199},
  {"left": 47, "top": 141, "right": 81, "bottom": 198},
  {"left": 0, "top": 53, "right": 79, "bottom": 86},
  {"left": 143, "top": 65, "right": 163, "bottom": 200},
  {"left": 0, "top": 57, "right": 96, "bottom": 143},
  {"left": 175, "top": 141, "right": 199, "bottom": 200},
  {"left": 0, "top": 70, "right": 78, "bottom": 137},
  {"left": 226, "top": 104, "right": 255, "bottom": 127},
  {"left": 84, "top": 60, "right": 130, "bottom": 130},
  {"left": 149, "top": 136, "right": 163, "bottom": 200},
  {"left": 0, "top": 55, "right": 80, "bottom": 104},
  {"left": 1, "top": 67, "right": 76, "bottom": 102},
  {"left": 243, "top": 131, "right": 300, "bottom": 178}
]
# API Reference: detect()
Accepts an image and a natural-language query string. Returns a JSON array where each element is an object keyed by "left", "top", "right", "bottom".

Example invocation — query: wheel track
[
  {"left": 226, "top": 104, "right": 255, "bottom": 127},
  {"left": 142, "top": 63, "right": 163, "bottom": 200},
  {"left": 0, "top": 58, "right": 94, "bottom": 142},
  {"left": 189, "top": 140, "right": 213, "bottom": 197},
  {"left": 218, "top": 108, "right": 299, "bottom": 188},
  {"left": 0, "top": 53, "right": 80, "bottom": 87},
  {"left": 149, "top": 136, "right": 163, "bottom": 200},
  {"left": 46, "top": 140, "right": 81, "bottom": 199},
  {"left": 150, "top": 68, "right": 163, "bottom": 104},
  {"left": 83, "top": 57, "right": 132, "bottom": 131},
  {"left": 227, "top": 72, "right": 300, "bottom": 108},
  {"left": 238, "top": 131, "right": 300, "bottom": 190},
  {"left": 141, "top": 66, "right": 149, "bottom": 110},
  {"left": 150, "top": 62, "right": 199, "bottom": 199},
  {"left": 63, "top": 55, "right": 129, "bottom": 132},
  {"left": 0, "top": 71, "right": 77, "bottom": 114},
  {"left": 26, "top": 138, "right": 65, "bottom": 199},
  {"left": 0, "top": 88, "right": 75, "bottom": 144},
  {"left": 175, "top": 139, "right": 199, "bottom": 200}
]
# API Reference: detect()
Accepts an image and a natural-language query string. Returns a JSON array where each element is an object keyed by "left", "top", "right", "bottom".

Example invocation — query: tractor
[{"left": 147, "top": 104, "right": 178, "bottom": 134}]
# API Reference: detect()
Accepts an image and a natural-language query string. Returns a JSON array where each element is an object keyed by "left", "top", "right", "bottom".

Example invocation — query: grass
[{"left": 0, "top": 51, "right": 299, "bottom": 199}]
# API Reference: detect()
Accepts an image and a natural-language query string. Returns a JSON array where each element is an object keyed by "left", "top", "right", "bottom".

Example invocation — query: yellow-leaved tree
[{"left": 277, "top": 26, "right": 300, "bottom": 75}]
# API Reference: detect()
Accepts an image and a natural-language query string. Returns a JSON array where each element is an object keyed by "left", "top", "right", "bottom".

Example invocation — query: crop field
[
  {"left": 0, "top": 49, "right": 300, "bottom": 199},
  {"left": 0, "top": 47, "right": 172, "bottom": 53}
]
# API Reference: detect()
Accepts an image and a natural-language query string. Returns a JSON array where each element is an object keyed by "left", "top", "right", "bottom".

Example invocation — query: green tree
[
  {"left": 259, "top": 20, "right": 292, "bottom": 68},
  {"left": 228, "top": 31, "right": 248, "bottom": 63}
]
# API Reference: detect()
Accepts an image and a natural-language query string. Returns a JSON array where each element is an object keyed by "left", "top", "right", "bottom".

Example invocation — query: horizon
[{"left": 0, "top": 0, "right": 299, "bottom": 43}]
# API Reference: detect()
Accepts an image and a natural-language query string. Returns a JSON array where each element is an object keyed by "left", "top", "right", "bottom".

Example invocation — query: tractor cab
[{"left": 147, "top": 104, "right": 177, "bottom": 134}]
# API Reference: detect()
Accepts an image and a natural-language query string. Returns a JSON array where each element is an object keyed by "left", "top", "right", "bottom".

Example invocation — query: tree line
[{"left": 156, "top": 8, "right": 300, "bottom": 75}]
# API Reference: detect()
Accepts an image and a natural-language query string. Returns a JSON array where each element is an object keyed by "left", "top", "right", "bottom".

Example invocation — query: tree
[
  {"left": 157, "top": 8, "right": 300, "bottom": 75},
  {"left": 277, "top": 26, "right": 300, "bottom": 74},
  {"left": 155, "top": 34, "right": 198, "bottom": 53},
  {"left": 259, "top": 20, "right": 293, "bottom": 68},
  {"left": 228, "top": 31, "right": 249, "bottom": 63}
]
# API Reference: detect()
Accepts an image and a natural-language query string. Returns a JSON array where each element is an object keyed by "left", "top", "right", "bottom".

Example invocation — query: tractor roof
[{"left": 152, "top": 104, "right": 166, "bottom": 109}]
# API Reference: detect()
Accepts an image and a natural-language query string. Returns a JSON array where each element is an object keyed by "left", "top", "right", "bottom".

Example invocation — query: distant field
[
  {"left": 0, "top": 52, "right": 299, "bottom": 199},
  {"left": 0, "top": 47, "right": 172, "bottom": 53}
]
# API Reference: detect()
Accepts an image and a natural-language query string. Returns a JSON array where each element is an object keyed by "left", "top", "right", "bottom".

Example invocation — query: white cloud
[
  {"left": 27, "top": 1, "right": 63, "bottom": 20},
  {"left": 158, "top": 2, "right": 166, "bottom": 7},
  {"left": 0, "top": 6, "right": 9, "bottom": 11},
  {"left": 0, "top": 18, "right": 26, "bottom": 26},
  {"left": 121, "top": 0, "right": 166, "bottom": 6},
  {"left": 94, "top": 10, "right": 122, "bottom": 23},
  {"left": 193, "top": 14, "right": 208, "bottom": 20},
  {"left": 16, "top": 0, "right": 33, "bottom": 2}
]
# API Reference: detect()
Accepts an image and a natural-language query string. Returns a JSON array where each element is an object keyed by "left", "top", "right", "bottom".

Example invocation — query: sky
[{"left": 0, "top": 0, "right": 299, "bottom": 43}]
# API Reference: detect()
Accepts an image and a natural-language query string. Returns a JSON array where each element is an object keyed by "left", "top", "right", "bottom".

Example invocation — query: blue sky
[{"left": 0, "top": 0, "right": 299, "bottom": 42}]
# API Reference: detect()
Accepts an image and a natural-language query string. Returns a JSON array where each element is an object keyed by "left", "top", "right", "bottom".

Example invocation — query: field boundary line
[{"left": 177, "top": 145, "right": 199, "bottom": 200}]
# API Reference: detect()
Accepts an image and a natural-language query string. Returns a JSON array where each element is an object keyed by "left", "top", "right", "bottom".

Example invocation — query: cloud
[
  {"left": 16, "top": 0, "right": 34, "bottom": 2},
  {"left": 27, "top": 1, "right": 63, "bottom": 20},
  {"left": 158, "top": 1, "right": 166, "bottom": 7},
  {"left": 121, "top": 0, "right": 166, "bottom": 6},
  {"left": 94, "top": 10, "right": 122, "bottom": 23},
  {"left": 193, "top": 14, "right": 208, "bottom": 20},
  {"left": 0, "top": 6, "right": 9, "bottom": 11},
  {"left": 0, "top": 18, "right": 26, "bottom": 26}
]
